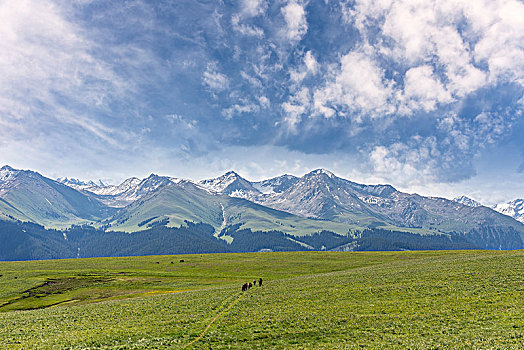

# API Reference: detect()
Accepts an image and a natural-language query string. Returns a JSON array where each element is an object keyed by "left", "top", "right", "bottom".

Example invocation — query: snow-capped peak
[
  {"left": 0, "top": 165, "right": 20, "bottom": 183},
  {"left": 453, "top": 195, "right": 482, "bottom": 208},
  {"left": 307, "top": 169, "right": 335, "bottom": 178},
  {"left": 82, "top": 174, "right": 181, "bottom": 207},
  {"left": 492, "top": 199, "right": 524, "bottom": 223},
  {"left": 198, "top": 171, "right": 261, "bottom": 198},
  {"left": 85, "top": 177, "right": 141, "bottom": 196},
  {"left": 0, "top": 165, "right": 15, "bottom": 172},
  {"left": 199, "top": 171, "right": 244, "bottom": 192},
  {"left": 57, "top": 177, "right": 106, "bottom": 190}
]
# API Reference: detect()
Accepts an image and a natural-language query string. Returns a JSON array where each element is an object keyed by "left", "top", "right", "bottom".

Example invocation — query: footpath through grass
[{"left": 0, "top": 250, "right": 522, "bottom": 349}]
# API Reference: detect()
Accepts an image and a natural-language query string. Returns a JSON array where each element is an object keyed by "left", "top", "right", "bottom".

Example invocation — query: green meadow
[{"left": 0, "top": 250, "right": 522, "bottom": 349}]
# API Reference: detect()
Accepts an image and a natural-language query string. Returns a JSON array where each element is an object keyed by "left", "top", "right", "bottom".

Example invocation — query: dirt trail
[{"left": 181, "top": 292, "right": 243, "bottom": 348}]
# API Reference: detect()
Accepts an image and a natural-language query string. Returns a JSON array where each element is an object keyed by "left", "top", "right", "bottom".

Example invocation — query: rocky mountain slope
[{"left": 203, "top": 170, "right": 522, "bottom": 239}]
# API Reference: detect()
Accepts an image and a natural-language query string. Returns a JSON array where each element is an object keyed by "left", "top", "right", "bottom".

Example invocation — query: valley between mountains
[{"left": 1, "top": 165, "right": 523, "bottom": 260}]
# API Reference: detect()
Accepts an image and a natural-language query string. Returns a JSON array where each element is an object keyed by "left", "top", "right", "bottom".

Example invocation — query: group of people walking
[{"left": 241, "top": 278, "right": 262, "bottom": 291}]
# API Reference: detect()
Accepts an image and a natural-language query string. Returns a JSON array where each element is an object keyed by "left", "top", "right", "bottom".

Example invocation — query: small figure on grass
[{"left": 242, "top": 279, "right": 262, "bottom": 291}]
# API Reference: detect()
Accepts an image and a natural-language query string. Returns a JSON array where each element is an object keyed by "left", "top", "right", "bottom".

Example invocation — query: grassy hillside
[
  {"left": 1, "top": 173, "right": 114, "bottom": 228},
  {"left": 104, "top": 182, "right": 350, "bottom": 236},
  {"left": 0, "top": 250, "right": 522, "bottom": 348}
]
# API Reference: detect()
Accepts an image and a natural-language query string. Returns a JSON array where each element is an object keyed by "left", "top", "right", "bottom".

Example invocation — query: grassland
[{"left": 0, "top": 250, "right": 522, "bottom": 349}]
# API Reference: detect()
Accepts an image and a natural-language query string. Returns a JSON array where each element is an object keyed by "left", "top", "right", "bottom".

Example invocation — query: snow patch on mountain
[
  {"left": 252, "top": 174, "right": 299, "bottom": 194},
  {"left": 358, "top": 195, "right": 392, "bottom": 207}
]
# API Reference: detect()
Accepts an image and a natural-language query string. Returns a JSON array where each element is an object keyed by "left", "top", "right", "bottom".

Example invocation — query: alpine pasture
[{"left": 0, "top": 250, "right": 522, "bottom": 349}]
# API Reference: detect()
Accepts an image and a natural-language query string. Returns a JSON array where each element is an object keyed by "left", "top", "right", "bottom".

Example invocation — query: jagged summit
[
  {"left": 493, "top": 199, "right": 524, "bottom": 224},
  {"left": 0, "top": 165, "right": 15, "bottom": 172},
  {"left": 82, "top": 174, "right": 177, "bottom": 208},
  {"left": 57, "top": 177, "right": 106, "bottom": 190},
  {"left": 198, "top": 171, "right": 259, "bottom": 198},
  {"left": 0, "top": 165, "right": 19, "bottom": 182},
  {"left": 453, "top": 195, "right": 482, "bottom": 208},
  {"left": 223, "top": 170, "right": 240, "bottom": 177},
  {"left": 0, "top": 165, "right": 40, "bottom": 185},
  {"left": 305, "top": 168, "right": 335, "bottom": 178}
]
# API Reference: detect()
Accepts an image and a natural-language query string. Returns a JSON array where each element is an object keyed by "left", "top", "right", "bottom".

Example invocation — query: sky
[{"left": 0, "top": 0, "right": 523, "bottom": 205}]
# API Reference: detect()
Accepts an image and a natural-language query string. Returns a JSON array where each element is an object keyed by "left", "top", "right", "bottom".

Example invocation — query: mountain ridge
[
  {"left": 492, "top": 199, "right": 524, "bottom": 224},
  {"left": 1, "top": 165, "right": 523, "bottom": 255},
  {"left": 0, "top": 166, "right": 115, "bottom": 227}
]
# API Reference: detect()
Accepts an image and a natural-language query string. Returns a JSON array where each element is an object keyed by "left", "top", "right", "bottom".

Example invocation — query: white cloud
[
  {"left": 0, "top": 0, "right": 129, "bottom": 143},
  {"left": 281, "top": 1, "right": 308, "bottom": 41},
  {"left": 232, "top": 14, "right": 264, "bottom": 37},
  {"left": 304, "top": 51, "right": 318, "bottom": 74},
  {"left": 258, "top": 95, "right": 270, "bottom": 109},
  {"left": 202, "top": 63, "right": 229, "bottom": 91},
  {"left": 232, "top": 0, "right": 267, "bottom": 37},
  {"left": 282, "top": 87, "right": 310, "bottom": 130},
  {"left": 289, "top": 50, "right": 318, "bottom": 83},
  {"left": 241, "top": 71, "right": 263, "bottom": 88},
  {"left": 432, "top": 26, "right": 486, "bottom": 96},
  {"left": 0, "top": 1, "right": 117, "bottom": 104},
  {"left": 282, "top": 102, "right": 306, "bottom": 129},
  {"left": 376, "top": 0, "right": 490, "bottom": 96},
  {"left": 222, "top": 103, "right": 260, "bottom": 119},
  {"left": 368, "top": 138, "right": 441, "bottom": 187},
  {"left": 380, "top": 0, "right": 436, "bottom": 63},
  {"left": 292, "top": 0, "right": 523, "bottom": 128},
  {"left": 472, "top": 0, "right": 524, "bottom": 85},
  {"left": 402, "top": 65, "right": 452, "bottom": 112},
  {"left": 312, "top": 50, "right": 394, "bottom": 121},
  {"left": 347, "top": 0, "right": 523, "bottom": 92},
  {"left": 241, "top": 0, "right": 268, "bottom": 18},
  {"left": 166, "top": 114, "right": 197, "bottom": 130}
]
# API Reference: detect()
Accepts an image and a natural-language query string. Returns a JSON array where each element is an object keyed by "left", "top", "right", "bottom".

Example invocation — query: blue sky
[{"left": 0, "top": 0, "right": 523, "bottom": 205}]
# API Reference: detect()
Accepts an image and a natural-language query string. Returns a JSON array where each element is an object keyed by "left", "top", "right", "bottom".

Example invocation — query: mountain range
[{"left": 1, "top": 165, "right": 523, "bottom": 260}]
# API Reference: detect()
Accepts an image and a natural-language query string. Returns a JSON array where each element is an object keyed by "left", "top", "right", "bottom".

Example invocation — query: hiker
[
  {"left": 248, "top": 282, "right": 252, "bottom": 289},
  {"left": 253, "top": 279, "right": 257, "bottom": 286},
  {"left": 258, "top": 278, "right": 262, "bottom": 287}
]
